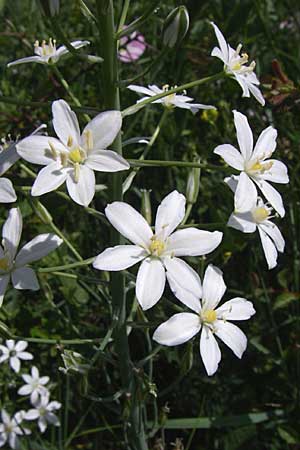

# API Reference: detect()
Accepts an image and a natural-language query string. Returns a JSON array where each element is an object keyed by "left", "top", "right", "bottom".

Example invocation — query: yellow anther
[
  {"left": 252, "top": 207, "right": 269, "bottom": 223},
  {"left": 74, "top": 163, "right": 80, "bottom": 183},
  {"left": 69, "top": 148, "right": 84, "bottom": 164},
  {"left": 67, "top": 135, "right": 73, "bottom": 147},
  {"left": 84, "top": 130, "right": 93, "bottom": 151},
  {"left": 48, "top": 140, "right": 58, "bottom": 159},
  {"left": 149, "top": 238, "right": 165, "bottom": 257},
  {"left": 60, "top": 152, "right": 68, "bottom": 167},
  {"left": 232, "top": 62, "right": 242, "bottom": 71},
  {"left": 250, "top": 162, "right": 263, "bottom": 171},
  {"left": 34, "top": 40, "right": 39, "bottom": 47},
  {"left": 162, "top": 84, "right": 169, "bottom": 91},
  {"left": 0, "top": 257, "right": 9, "bottom": 272},
  {"left": 249, "top": 160, "right": 273, "bottom": 173},
  {"left": 202, "top": 309, "right": 217, "bottom": 324}
]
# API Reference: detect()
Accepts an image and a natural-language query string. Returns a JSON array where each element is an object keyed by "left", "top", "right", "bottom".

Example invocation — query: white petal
[
  {"left": 202, "top": 264, "right": 226, "bottom": 310},
  {"left": 155, "top": 190, "right": 186, "bottom": 240},
  {"left": 167, "top": 228, "right": 223, "bottom": 257},
  {"left": 85, "top": 150, "right": 129, "bottom": 172},
  {"left": 7, "top": 56, "right": 44, "bottom": 67},
  {"left": 164, "top": 257, "right": 202, "bottom": 313},
  {"left": 55, "top": 40, "right": 90, "bottom": 57},
  {"left": 214, "top": 144, "right": 244, "bottom": 170},
  {"left": 216, "top": 298, "right": 255, "bottom": 320},
  {"left": 254, "top": 179, "right": 285, "bottom": 217},
  {"left": 105, "top": 202, "right": 153, "bottom": 247},
  {"left": 8, "top": 433, "right": 18, "bottom": 450},
  {"left": 233, "top": 110, "right": 253, "bottom": 161},
  {"left": 252, "top": 126, "right": 277, "bottom": 161},
  {"left": 234, "top": 172, "right": 257, "bottom": 213},
  {"left": 260, "top": 221, "right": 285, "bottom": 252},
  {"left": 153, "top": 313, "right": 201, "bottom": 346},
  {"left": 0, "top": 142, "right": 19, "bottom": 176},
  {"left": 234, "top": 74, "right": 250, "bottom": 97},
  {"left": 259, "top": 160, "right": 289, "bottom": 184},
  {"left": 15, "top": 341, "right": 28, "bottom": 352},
  {"left": 31, "top": 162, "right": 67, "bottom": 196},
  {"left": 15, "top": 233, "right": 62, "bottom": 266},
  {"left": 66, "top": 165, "right": 95, "bottom": 207},
  {"left": 25, "top": 409, "right": 40, "bottom": 420},
  {"left": 16, "top": 136, "right": 65, "bottom": 165},
  {"left": 0, "top": 178, "right": 17, "bottom": 203},
  {"left": 2, "top": 207, "right": 22, "bottom": 260},
  {"left": 52, "top": 99, "right": 81, "bottom": 147},
  {"left": 11, "top": 267, "right": 39, "bottom": 290},
  {"left": 46, "top": 412, "right": 60, "bottom": 426},
  {"left": 210, "top": 22, "right": 229, "bottom": 62},
  {"left": 93, "top": 245, "right": 147, "bottom": 271},
  {"left": 18, "top": 385, "right": 32, "bottom": 396},
  {"left": 10, "top": 356, "right": 21, "bottom": 373},
  {"left": 227, "top": 211, "right": 256, "bottom": 233},
  {"left": 0, "top": 275, "right": 10, "bottom": 307},
  {"left": 258, "top": 227, "right": 278, "bottom": 269},
  {"left": 82, "top": 111, "right": 122, "bottom": 150},
  {"left": 200, "top": 327, "right": 221, "bottom": 376},
  {"left": 17, "top": 351, "right": 33, "bottom": 361},
  {"left": 127, "top": 85, "right": 156, "bottom": 96},
  {"left": 215, "top": 321, "right": 247, "bottom": 358},
  {"left": 136, "top": 258, "right": 165, "bottom": 310},
  {"left": 247, "top": 82, "right": 265, "bottom": 106},
  {"left": 38, "top": 417, "right": 47, "bottom": 433}
]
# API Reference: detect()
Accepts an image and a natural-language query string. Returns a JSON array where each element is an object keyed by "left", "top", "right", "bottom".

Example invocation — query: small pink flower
[{"left": 119, "top": 30, "right": 146, "bottom": 63}]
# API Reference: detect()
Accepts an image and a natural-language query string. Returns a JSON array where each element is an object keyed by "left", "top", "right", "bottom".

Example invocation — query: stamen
[
  {"left": 67, "top": 135, "right": 73, "bottom": 147},
  {"left": 48, "top": 140, "right": 58, "bottom": 159},
  {"left": 74, "top": 163, "right": 80, "bottom": 183},
  {"left": 252, "top": 207, "right": 270, "bottom": 223},
  {"left": 149, "top": 237, "right": 165, "bottom": 257},
  {"left": 201, "top": 309, "right": 217, "bottom": 324},
  {"left": 60, "top": 152, "right": 68, "bottom": 167},
  {"left": 84, "top": 130, "right": 93, "bottom": 151},
  {"left": 69, "top": 148, "right": 84, "bottom": 164}
]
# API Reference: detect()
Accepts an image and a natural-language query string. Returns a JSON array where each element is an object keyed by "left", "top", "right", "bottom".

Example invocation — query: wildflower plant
[{"left": 0, "top": 1, "right": 291, "bottom": 449}]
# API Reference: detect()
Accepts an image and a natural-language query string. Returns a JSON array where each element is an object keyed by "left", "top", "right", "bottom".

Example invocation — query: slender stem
[
  {"left": 127, "top": 158, "right": 223, "bottom": 170},
  {"left": 122, "top": 72, "right": 224, "bottom": 116},
  {"left": 38, "top": 257, "right": 95, "bottom": 273},
  {"left": 11, "top": 336, "right": 102, "bottom": 345},
  {"left": 118, "top": 0, "right": 130, "bottom": 33},
  {"left": 116, "top": 0, "right": 160, "bottom": 39},
  {"left": 47, "top": 221, "right": 83, "bottom": 262}
]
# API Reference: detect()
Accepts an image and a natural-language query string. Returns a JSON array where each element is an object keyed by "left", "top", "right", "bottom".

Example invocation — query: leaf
[{"left": 274, "top": 292, "right": 300, "bottom": 310}]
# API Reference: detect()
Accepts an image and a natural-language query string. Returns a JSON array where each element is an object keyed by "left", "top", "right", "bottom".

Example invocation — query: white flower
[
  {"left": 0, "top": 340, "right": 33, "bottom": 373},
  {"left": 210, "top": 22, "right": 265, "bottom": 106},
  {"left": 16, "top": 100, "right": 129, "bottom": 207},
  {"left": 153, "top": 264, "right": 255, "bottom": 376},
  {"left": 214, "top": 110, "right": 289, "bottom": 217},
  {"left": 0, "top": 207, "right": 63, "bottom": 306},
  {"left": 93, "top": 190, "right": 223, "bottom": 310},
  {"left": 7, "top": 39, "right": 90, "bottom": 67},
  {"left": 18, "top": 366, "right": 50, "bottom": 404},
  {"left": 25, "top": 395, "right": 61, "bottom": 433},
  {"left": 226, "top": 175, "right": 285, "bottom": 270},
  {"left": 0, "top": 410, "right": 30, "bottom": 449},
  {"left": 127, "top": 84, "right": 216, "bottom": 114}
]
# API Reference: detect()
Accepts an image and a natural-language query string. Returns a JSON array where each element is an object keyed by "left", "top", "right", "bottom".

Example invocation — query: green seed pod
[
  {"left": 141, "top": 189, "right": 152, "bottom": 225},
  {"left": 186, "top": 155, "right": 201, "bottom": 204},
  {"left": 162, "top": 6, "right": 190, "bottom": 48}
]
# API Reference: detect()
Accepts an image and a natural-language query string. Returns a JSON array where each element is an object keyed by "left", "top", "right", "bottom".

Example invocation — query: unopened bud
[
  {"left": 141, "top": 189, "right": 152, "bottom": 225},
  {"left": 163, "top": 6, "right": 189, "bottom": 48},
  {"left": 31, "top": 200, "right": 53, "bottom": 224},
  {"left": 186, "top": 156, "right": 201, "bottom": 204}
]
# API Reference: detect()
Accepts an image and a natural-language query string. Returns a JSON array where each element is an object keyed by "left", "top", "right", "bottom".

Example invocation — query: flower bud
[
  {"left": 162, "top": 6, "right": 189, "bottom": 48},
  {"left": 186, "top": 156, "right": 201, "bottom": 204},
  {"left": 141, "top": 189, "right": 152, "bottom": 225}
]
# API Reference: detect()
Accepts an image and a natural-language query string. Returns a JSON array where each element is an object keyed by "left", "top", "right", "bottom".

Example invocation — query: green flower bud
[
  {"left": 163, "top": 6, "right": 189, "bottom": 48},
  {"left": 186, "top": 156, "right": 201, "bottom": 204},
  {"left": 141, "top": 189, "right": 152, "bottom": 225}
]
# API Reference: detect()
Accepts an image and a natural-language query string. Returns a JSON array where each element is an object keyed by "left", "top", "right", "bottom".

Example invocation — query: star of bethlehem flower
[
  {"left": 16, "top": 100, "right": 130, "bottom": 206},
  {"left": 7, "top": 39, "right": 90, "bottom": 67},
  {"left": 25, "top": 394, "right": 61, "bottom": 433},
  {"left": 0, "top": 125, "right": 47, "bottom": 204},
  {"left": 210, "top": 22, "right": 265, "bottom": 106},
  {"left": 93, "top": 190, "right": 223, "bottom": 310},
  {"left": 127, "top": 84, "right": 216, "bottom": 114},
  {"left": 153, "top": 264, "right": 255, "bottom": 376},
  {"left": 214, "top": 110, "right": 289, "bottom": 217},
  {"left": 225, "top": 175, "right": 285, "bottom": 269},
  {"left": 0, "top": 340, "right": 33, "bottom": 373},
  {"left": 18, "top": 366, "right": 50, "bottom": 404},
  {"left": 0, "top": 207, "right": 63, "bottom": 306},
  {"left": 0, "top": 410, "right": 30, "bottom": 450}
]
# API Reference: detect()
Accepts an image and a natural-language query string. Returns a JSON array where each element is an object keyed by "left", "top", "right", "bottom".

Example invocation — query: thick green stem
[{"left": 96, "top": 2, "right": 148, "bottom": 449}]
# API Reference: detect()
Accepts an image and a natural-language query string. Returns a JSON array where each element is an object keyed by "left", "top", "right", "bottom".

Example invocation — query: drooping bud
[
  {"left": 141, "top": 189, "right": 152, "bottom": 225},
  {"left": 162, "top": 6, "right": 189, "bottom": 48},
  {"left": 186, "top": 155, "right": 201, "bottom": 204}
]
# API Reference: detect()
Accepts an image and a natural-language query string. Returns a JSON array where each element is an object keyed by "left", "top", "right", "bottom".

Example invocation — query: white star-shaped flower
[
  {"left": 210, "top": 22, "right": 265, "bottom": 106},
  {"left": 128, "top": 84, "right": 216, "bottom": 114},
  {"left": 153, "top": 264, "right": 255, "bottom": 376},
  {"left": 16, "top": 100, "right": 129, "bottom": 207},
  {"left": 7, "top": 39, "right": 90, "bottom": 67},
  {"left": 0, "top": 410, "right": 30, "bottom": 449},
  {"left": 214, "top": 110, "right": 289, "bottom": 217},
  {"left": 25, "top": 394, "right": 61, "bottom": 433},
  {"left": 225, "top": 175, "right": 285, "bottom": 270},
  {"left": 18, "top": 366, "right": 50, "bottom": 404},
  {"left": 0, "top": 207, "right": 63, "bottom": 305},
  {"left": 0, "top": 340, "right": 33, "bottom": 373},
  {"left": 93, "top": 190, "right": 223, "bottom": 310}
]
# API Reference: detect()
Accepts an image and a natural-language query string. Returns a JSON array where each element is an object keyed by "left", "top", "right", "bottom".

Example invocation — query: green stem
[
  {"left": 116, "top": 0, "right": 160, "bottom": 39},
  {"left": 11, "top": 336, "right": 101, "bottom": 345},
  {"left": 38, "top": 257, "right": 95, "bottom": 273},
  {"left": 47, "top": 221, "right": 83, "bottom": 262},
  {"left": 122, "top": 72, "right": 224, "bottom": 116},
  {"left": 127, "top": 158, "right": 223, "bottom": 170},
  {"left": 117, "top": 0, "right": 131, "bottom": 33},
  {"left": 97, "top": 2, "right": 148, "bottom": 449}
]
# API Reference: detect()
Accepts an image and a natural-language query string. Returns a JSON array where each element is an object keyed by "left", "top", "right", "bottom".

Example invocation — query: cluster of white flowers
[{"left": 0, "top": 340, "right": 61, "bottom": 449}]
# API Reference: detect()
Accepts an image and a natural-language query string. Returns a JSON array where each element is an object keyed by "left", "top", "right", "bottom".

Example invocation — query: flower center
[
  {"left": 69, "top": 148, "right": 85, "bottom": 164},
  {"left": 228, "top": 45, "right": 256, "bottom": 74},
  {"left": 162, "top": 84, "right": 177, "bottom": 108},
  {"left": 149, "top": 238, "right": 165, "bottom": 257},
  {"left": 247, "top": 160, "right": 273, "bottom": 174},
  {"left": 34, "top": 38, "right": 56, "bottom": 57},
  {"left": 252, "top": 206, "right": 270, "bottom": 223},
  {"left": 201, "top": 309, "right": 217, "bottom": 324},
  {"left": 0, "top": 256, "right": 9, "bottom": 272}
]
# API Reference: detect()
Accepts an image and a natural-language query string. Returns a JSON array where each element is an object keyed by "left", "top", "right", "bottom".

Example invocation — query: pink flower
[{"left": 119, "top": 30, "right": 146, "bottom": 63}]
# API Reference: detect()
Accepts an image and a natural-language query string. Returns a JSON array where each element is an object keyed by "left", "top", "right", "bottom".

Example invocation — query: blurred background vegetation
[{"left": 0, "top": 0, "right": 300, "bottom": 449}]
